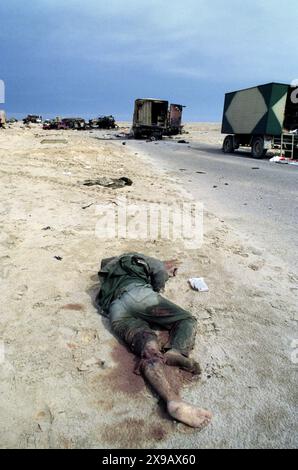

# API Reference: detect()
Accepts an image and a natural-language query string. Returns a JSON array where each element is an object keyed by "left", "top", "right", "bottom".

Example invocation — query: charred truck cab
[
  {"left": 132, "top": 98, "right": 168, "bottom": 139},
  {"left": 222, "top": 82, "right": 298, "bottom": 158},
  {"left": 166, "top": 103, "right": 185, "bottom": 135}
]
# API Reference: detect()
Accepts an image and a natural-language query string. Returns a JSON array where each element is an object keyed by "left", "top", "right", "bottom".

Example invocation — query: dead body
[{"left": 96, "top": 253, "right": 212, "bottom": 428}]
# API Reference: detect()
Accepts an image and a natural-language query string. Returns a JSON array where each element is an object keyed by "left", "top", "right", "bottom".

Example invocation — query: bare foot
[
  {"left": 167, "top": 400, "right": 212, "bottom": 428},
  {"left": 164, "top": 350, "right": 201, "bottom": 375}
]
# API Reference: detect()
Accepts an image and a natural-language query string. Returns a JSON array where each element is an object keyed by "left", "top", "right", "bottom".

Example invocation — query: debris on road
[
  {"left": 41, "top": 139, "right": 68, "bottom": 144},
  {"left": 270, "top": 156, "right": 298, "bottom": 165},
  {"left": 54, "top": 256, "right": 63, "bottom": 261},
  {"left": 188, "top": 277, "right": 209, "bottom": 292},
  {"left": 82, "top": 203, "right": 94, "bottom": 210},
  {"left": 82, "top": 176, "right": 133, "bottom": 188},
  {"left": 77, "top": 357, "right": 105, "bottom": 372}
]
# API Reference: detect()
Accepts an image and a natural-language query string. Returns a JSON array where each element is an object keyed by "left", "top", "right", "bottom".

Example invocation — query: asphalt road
[{"left": 128, "top": 139, "right": 298, "bottom": 272}]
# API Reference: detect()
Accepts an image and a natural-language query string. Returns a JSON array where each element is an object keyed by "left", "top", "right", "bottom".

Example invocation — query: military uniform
[{"left": 96, "top": 253, "right": 197, "bottom": 357}]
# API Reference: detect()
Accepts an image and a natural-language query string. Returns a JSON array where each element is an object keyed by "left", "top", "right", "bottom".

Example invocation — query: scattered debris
[
  {"left": 196, "top": 171, "right": 206, "bottom": 174},
  {"left": 122, "top": 142, "right": 126, "bottom": 145},
  {"left": 41, "top": 139, "right": 68, "bottom": 144},
  {"left": 213, "top": 185, "right": 218, "bottom": 188},
  {"left": 269, "top": 156, "right": 298, "bottom": 165},
  {"left": 188, "top": 277, "right": 209, "bottom": 292},
  {"left": 83, "top": 176, "right": 133, "bottom": 188},
  {"left": 251, "top": 167, "right": 260, "bottom": 170},
  {"left": 177, "top": 139, "right": 189, "bottom": 144},
  {"left": 82, "top": 203, "right": 94, "bottom": 210},
  {"left": 77, "top": 357, "right": 106, "bottom": 371},
  {"left": 42, "top": 226, "right": 51, "bottom": 230},
  {"left": 54, "top": 256, "right": 63, "bottom": 261}
]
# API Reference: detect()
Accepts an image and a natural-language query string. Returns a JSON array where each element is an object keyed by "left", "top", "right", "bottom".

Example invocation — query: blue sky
[{"left": 0, "top": 0, "right": 297, "bottom": 121}]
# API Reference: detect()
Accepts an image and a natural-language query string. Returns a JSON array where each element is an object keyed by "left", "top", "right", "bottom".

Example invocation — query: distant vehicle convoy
[
  {"left": 132, "top": 98, "right": 184, "bottom": 139},
  {"left": 7, "top": 84, "right": 298, "bottom": 157},
  {"left": 42, "top": 116, "right": 117, "bottom": 130},
  {"left": 222, "top": 82, "right": 298, "bottom": 158}
]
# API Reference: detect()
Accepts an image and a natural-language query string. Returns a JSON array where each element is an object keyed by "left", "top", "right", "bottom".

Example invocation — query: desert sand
[{"left": 0, "top": 123, "right": 296, "bottom": 448}]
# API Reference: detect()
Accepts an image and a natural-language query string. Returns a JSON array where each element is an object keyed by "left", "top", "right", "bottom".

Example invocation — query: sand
[{"left": 0, "top": 123, "right": 297, "bottom": 448}]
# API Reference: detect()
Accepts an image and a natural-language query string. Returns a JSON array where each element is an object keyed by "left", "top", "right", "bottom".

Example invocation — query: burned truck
[
  {"left": 222, "top": 82, "right": 298, "bottom": 158},
  {"left": 132, "top": 98, "right": 169, "bottom": 139}
]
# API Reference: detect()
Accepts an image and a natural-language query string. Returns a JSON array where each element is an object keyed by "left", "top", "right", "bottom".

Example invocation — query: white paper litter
[
  {"left": 269, "top": 156, "right": 298, "bottom": 165},
  {"left": 269, "top": 156, "right": 288, "bottom": 163},
  {"left": 188, "top": 277, "right": 209, "bottom": 292}
]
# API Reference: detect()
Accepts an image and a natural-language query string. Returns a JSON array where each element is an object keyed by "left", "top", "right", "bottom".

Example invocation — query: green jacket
[{"left": 95, "top": 253, "right": 169, "bottom": 313}]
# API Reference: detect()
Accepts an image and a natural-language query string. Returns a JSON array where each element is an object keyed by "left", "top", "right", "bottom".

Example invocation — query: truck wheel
[
  {"left": 251, "top": 137, "right": 267, "bottom": 158},
  {"left": 222, "top": 135, "right": 234, "bottom": 153}
]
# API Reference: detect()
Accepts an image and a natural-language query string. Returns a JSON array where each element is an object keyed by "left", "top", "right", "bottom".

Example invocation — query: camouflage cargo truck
[
  {"left": 132, "top": 98, "right": 168, "bottom": 139},
  {"left": 0, "top": 110, "right": 6, "bottom": 128},
  {"left": 222, "top": 82, "right": 298, "bottom": 158}
]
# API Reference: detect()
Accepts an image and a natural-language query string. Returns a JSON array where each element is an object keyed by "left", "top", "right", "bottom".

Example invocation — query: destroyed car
[
  {"left": 23, "top": 114, "right": 42, "bottom": 124},
  {"left": 89, "top": 115, "right": 117, "bottom": 129},
  {"left": 61, "top": 117, "right": 86, "bottom": 130}
]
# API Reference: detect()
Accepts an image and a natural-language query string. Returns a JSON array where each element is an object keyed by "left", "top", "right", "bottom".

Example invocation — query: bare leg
[
  {"left": 140, "top": 340, "right": 212, "bottom": 429},
  {"left": 164, "top": 349, "right": 201, "bottom": 375}
]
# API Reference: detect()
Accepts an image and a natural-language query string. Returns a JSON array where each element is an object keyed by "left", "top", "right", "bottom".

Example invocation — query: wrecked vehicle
[
  {"left": 23, "top": 114, "right": 42, "bottom": 124},
  {"left": 132, "top": 98, "right": 168, "bottom": 139},
  {"left": 165, "top": 104, "right": 185, "bottom": 135},
  {"left": 61, "top": 117, "right": 86, "bottom": 130},
  {"left": 42, "top": 119, "right": 55, "bottom": 130},
  {"left": 0, "top": 110, "right": 6, "bottom": 128},
  {"left": 89, "top": 115, "right": 117, "bottom": 129},
  {"left": 222, "top": 82, "right": 298, "bottom": 158},
  {"left": 6, "top": 117, "right": 18, "bottom": 124}
]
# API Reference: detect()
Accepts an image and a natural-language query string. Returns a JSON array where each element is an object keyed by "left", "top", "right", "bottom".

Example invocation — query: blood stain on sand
[
  {"left": 103, "top": 343, "right": 145, "bottom": 395},
  {"left": 61, "top": 303, "right": 84, "bottom": 311}
]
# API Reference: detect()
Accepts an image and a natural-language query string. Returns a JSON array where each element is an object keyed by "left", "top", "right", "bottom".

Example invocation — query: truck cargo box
[
  {"left": 222, "top": 83, "right": 290, "bottom": 136},
  {"left": 132, "top": 98, "right": 168, "bottom": 138}
]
